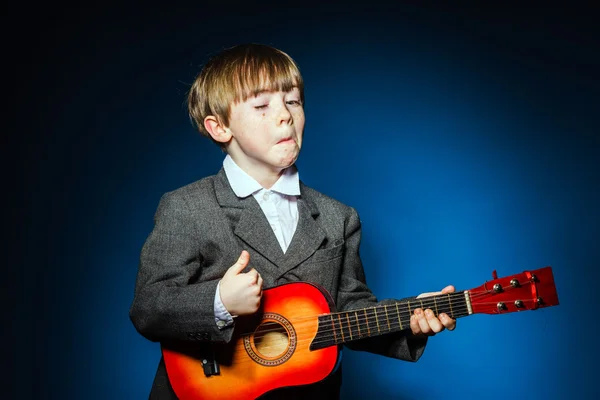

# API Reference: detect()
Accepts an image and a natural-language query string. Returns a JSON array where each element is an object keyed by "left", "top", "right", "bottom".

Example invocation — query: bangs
[{"left": 230, "top": 51, "right": 304, "bottom": 103}]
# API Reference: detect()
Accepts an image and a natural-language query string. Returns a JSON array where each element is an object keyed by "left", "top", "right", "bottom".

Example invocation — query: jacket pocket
[{"left": 311, "top": 241, "right": 344, "bottom": 263}]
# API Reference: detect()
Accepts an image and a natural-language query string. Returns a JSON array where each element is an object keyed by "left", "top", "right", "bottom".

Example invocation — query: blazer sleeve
[
  {"left": 129, "top": 191, "right": 235, "bottom": 344},
  {"left": 334, "top": 207, "right": 428, "bottom": 362}
]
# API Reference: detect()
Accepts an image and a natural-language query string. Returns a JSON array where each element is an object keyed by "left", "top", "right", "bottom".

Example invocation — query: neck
[
  {"left": 255, "top": 171, "right": 282, "bottom": 190},
  {"left": 228, "top": 156, "right": 285, "bottom": 189},
  {"left": 310, "top": 292, "right": 471, "bottom": 350}
]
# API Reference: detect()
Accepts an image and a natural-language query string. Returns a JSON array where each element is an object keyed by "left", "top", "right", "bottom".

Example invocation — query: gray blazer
[{"left": 130, "top": 168, "right": 426, "bottom": 398}]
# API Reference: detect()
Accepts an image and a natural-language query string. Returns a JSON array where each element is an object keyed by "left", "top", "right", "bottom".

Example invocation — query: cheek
[
  {"left": 295, "top": 115, "right": 305, "bottom": 144},
  {"left": 238, "top": 121, "right": 268, "bottom": 150}
]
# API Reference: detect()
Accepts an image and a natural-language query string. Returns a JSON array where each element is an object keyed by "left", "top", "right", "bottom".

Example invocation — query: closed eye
[
  {"left": 286, "top": 100, "right": 302, "bottom": 106},
  {"left": 254, "top": 105, "right": 268, "bottom": 110}
]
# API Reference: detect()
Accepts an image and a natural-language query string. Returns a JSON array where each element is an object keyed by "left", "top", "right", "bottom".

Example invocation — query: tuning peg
[
  {"left": 514, "top": 300, "right": 524, "bottom": 308},
  {"left": 492, "top": 270, "right": 498, "bottom": 279},
  {"left": 537, "top": 297, "right": 544, "bottom": 305}
]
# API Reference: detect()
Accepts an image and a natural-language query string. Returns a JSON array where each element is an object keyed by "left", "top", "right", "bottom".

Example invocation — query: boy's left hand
[{"left": 410, "top": 285, "right": 457, "bottom": 336}]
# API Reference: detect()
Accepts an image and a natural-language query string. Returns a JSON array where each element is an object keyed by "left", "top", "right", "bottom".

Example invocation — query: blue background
[{"left": 9, "top": 3, "right": 598, "bottom": 399}]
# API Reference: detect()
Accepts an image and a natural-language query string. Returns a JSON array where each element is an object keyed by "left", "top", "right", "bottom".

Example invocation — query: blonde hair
[{"left": 188, "top": 43, "right": 304, "bottom": 149}]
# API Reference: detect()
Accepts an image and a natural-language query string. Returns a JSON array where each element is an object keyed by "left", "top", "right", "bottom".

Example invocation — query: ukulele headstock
[{"left": 468, "top": 266, "right": 559, "bottom": 315}]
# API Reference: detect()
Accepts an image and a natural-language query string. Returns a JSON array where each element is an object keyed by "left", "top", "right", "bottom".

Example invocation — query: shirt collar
[{"left": 223, "top": 155, "right": 300, "bottom": 198}]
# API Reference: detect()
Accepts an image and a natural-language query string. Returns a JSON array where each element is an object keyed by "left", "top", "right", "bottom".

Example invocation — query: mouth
[{"left": 277, "top": 137, "right": 295, "bottom": 144}]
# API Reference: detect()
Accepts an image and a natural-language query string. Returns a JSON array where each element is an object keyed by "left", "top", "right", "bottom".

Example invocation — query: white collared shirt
[
  {"left": 214, "top": 155, "right": 300, "bottom": 328},
  {"left": 223, "top": 155, "right": 300, "bottom": 251}
]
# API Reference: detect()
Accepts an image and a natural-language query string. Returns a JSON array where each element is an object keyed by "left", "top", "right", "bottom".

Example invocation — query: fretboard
[{"left": 311, "top": 291, "right": 471, "bottom": 350}]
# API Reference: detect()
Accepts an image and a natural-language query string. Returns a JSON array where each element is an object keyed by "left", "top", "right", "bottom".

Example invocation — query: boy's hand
[
  {"left": 410, "top": 285, "right": 457, "bottom": 336},
  {"left": 219, "top": 250, "right": 263, "bottom": 316}
]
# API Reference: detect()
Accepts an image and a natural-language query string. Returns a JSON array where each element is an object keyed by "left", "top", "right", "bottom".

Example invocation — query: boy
[{"left": 130, "top": 43, "right": 456, "bottom": 399}]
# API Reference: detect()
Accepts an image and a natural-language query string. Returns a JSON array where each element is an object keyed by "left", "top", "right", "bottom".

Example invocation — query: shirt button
[
  {"left": 217, "top": 320, "right": 226, "bottom": 328},
  {"left": 263, "top": 192, "right": 270, "bottom": 201}
]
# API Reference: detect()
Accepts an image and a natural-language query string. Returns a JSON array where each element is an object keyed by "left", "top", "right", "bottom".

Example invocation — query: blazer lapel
[
  {"left": 276, "top": 188, "right": 327, "bottom": 277},
  {"left": 214, "top": 169, "right": 284, "bottom": 271}
]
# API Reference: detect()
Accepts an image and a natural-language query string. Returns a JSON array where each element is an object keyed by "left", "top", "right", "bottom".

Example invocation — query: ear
[{"left": 204, "top": 115, "right": 232, "bottom": 144}]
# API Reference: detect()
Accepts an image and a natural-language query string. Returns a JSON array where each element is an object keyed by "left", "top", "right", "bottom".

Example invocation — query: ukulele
[{"left": 162, "top": 266, "right": 559, "bottom": 399}]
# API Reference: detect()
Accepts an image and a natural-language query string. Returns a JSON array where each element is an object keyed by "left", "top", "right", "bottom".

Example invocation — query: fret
[
  {"left": 345, "top": 312, "right": 353, "bottom": 341},
  {"left": 364, "top": 309, "right": 371, "bottom": 335},
  {"left": 434, "top": 296, "right": 438, "bottom": 316},
  {"left": 337, "top": 314, "right": 345, "bottom": 342},
  {"left": 421, "top": 298, "right": 435, "bottom": 313},
  {"left": 335, "top": 313, "right": 345, "bottom": 343},
  {"left": 384, "top": 305, "right": 391, "bottom": 330},
  {"left": 345, "top": 312, "right": 353, "bottom": 340},
  {"left": 374, "top": 306, "right": 381, "bottom": 333},
  {"left": 395, "top": 303, "right": 403, "bottom": 330},
  {"left": 407, "top": 300, "right": 411, "bottom": 315},
  {"left": 435, "top": 296, "right": 447, "bottom": 316},
  {"left": 379, "top": 306, "right": 390, "bottom": 331},
  {"left": 398, "top": 302, "right": 411, "bottom": 330},
  {"left": 348, "top": 311, "right": 361, "bottom": 339},
  {"left": 448, "top": 294, "right": 454, "bottom": 318},
  {"left": 374, "top": 306, "right": 387, "bottom": 333},
  {"left": 329, "top": 315, "right": 338, "bottom": 343},
  {"left": 365, "top": 307, "right": 378, "bottom": 337}
]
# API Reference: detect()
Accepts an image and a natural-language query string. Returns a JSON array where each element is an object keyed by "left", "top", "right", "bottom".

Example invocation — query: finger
[
  {"left": 416, "top": 309, "right": 433, "bottom": 335},
  {"left": 410, "top": 311, "right": 421, "bottom": 335},
  {"left": 424, "top": 309, "right": 444, "bottom": 333},
  {"left": 257, "top": 274, "right": 264, "bottom": 290},
  {"left": 246, "top": 268, "right": 259, "bottom": 286},
  {"left": 226, "top": 250, "right": 250, "bottom": 276},
  {"left": 439, "top": 313, "right": 456, "bottom": 331},
  {"left": 441, "top": 285, "right": 455, "bottom": 294}
]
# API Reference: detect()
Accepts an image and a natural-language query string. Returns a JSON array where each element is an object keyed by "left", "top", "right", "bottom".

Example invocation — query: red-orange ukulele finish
[{"left": 162, "top": 266, "right": 559, "bottom": 399}]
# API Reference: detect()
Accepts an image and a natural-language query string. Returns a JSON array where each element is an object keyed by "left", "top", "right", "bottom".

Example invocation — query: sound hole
[{"left": 253, "top": 321, "right": 289, "bottom": 358}]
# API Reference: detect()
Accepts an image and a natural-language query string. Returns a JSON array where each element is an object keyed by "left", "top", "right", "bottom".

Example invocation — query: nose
[{"left": 277, "top": 102, "right": 292, "bottom": 125}]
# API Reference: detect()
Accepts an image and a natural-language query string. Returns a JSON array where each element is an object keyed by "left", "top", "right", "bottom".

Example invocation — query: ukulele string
[{"left": 235, "top": 289, "right": 486, "bottom": 336}]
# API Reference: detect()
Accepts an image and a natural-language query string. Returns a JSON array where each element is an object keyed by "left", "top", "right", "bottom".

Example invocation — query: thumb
[
  {"left": 225, "top": 250, "right": 250, "bottom": 276},
  {"left": 441, "top": 285, "right": 455, "bottom": 294}
]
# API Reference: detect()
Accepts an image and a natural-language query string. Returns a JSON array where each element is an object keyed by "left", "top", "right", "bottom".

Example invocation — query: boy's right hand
[{"left": 219, "top": 250, "right": 263, "bottom": 316}]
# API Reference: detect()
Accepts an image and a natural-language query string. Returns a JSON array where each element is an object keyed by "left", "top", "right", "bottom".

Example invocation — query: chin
[
  {"left": 278, "top": 161, "right": 295, "bottom": 169},
  {"left": 277, "top": 152, "right": 299, "bottom": 168}
]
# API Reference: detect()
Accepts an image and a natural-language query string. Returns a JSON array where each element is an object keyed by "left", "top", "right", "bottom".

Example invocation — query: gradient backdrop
[{"left": 10, "top": 3, "right": 599, "bottom": 400}]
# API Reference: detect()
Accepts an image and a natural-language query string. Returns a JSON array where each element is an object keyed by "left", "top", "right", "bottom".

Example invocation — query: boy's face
[{"left": 225, "top": 87, "right": 304, "bottom": 179}]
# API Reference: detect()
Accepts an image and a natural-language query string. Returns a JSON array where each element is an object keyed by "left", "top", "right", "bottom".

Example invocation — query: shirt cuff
[{"left": 214, "top": 281, "right": 234, "bottom": 329}]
